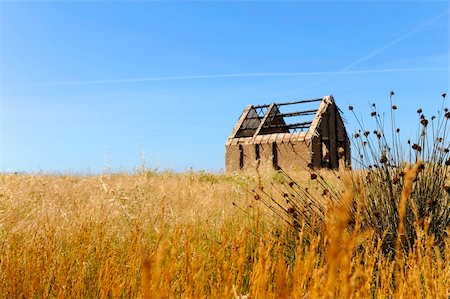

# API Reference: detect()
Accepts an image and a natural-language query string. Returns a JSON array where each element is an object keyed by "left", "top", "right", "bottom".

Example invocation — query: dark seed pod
[
  {"left": 414, "top": 144, "right": 423, "bottom": 151},
  {"left": 371, "top": 111, "right": 377, "bottom": 117},
  {"left": 427, "top": 200, "right": 437, "bottom": 207},
  {"left": 417, "top": 108, "right": 423, "bottom": 114},
  {"left": 392, "top": 176, "right": 400, "bottom": 184},
  {"left": 348, "top": 105, "right": 354, "bottom": 111},
  {"left": 392, "top": 105, "right": 397, "bottom": 110},
  {"left": 310, "top": 173, "right": 317, "bottom": 180},
  {"left": 287, "top": 207, "right": 297, "bottom": 215}
]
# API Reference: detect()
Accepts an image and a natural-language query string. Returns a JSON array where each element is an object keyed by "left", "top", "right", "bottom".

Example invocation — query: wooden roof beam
[
  {"left": 280, "top": 109, "right": 318, "bottom": 117},
  {"left": 252, "top": 98, "right": 322, "bottom": 109}
]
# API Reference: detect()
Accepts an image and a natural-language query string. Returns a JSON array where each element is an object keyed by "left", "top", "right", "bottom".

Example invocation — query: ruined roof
[{"left": 226, "top": 95, "right": 336, "bottom": 145}]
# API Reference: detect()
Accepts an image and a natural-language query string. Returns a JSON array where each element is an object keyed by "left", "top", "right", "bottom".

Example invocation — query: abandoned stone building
[{"left": 225, "top": 96, "right": 351, "bottom": 173}]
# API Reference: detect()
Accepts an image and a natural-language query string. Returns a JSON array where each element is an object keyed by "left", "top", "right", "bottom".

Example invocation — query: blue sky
[{"left": 0, "top": 1, "right": 448, "bottom": 173}]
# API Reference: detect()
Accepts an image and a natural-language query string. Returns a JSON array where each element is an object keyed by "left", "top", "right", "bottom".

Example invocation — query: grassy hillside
[{"left": 0, "top": 170, "right": 448, "bottom": 298}]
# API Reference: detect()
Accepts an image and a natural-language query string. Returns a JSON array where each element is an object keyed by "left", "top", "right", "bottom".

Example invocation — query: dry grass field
[
  {"left": 0, "top": 168, "right": 448, "bottom": 298},
  {"left": 2, "top": 95, "right": 450, "bottom": 298}
]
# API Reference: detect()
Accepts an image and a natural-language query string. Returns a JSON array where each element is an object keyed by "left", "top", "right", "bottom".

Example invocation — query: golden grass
[{"left": 0, "top": 170, "right": 448, "bottom": 298}]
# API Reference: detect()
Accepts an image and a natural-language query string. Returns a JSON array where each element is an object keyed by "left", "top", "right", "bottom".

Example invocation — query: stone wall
[
  {"left": 225, "top": 144, "right": 242, "bottom": 173},
  {"left": 225, "top": 139, "right": 313, "bottom": 173},
  {"left": 276, "top": 140, "right": 313, "bottom": 172}
]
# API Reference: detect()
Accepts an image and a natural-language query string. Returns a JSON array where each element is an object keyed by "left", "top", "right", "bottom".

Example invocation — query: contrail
[
  {"left": 307, "top": 10, "right": 449, "bottom": 88},
  {"left": 1, "top": 67, "right": 447, "bottom": 90}
]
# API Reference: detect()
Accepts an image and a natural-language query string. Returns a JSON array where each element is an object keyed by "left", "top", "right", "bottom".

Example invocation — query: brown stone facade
[{"left": 226, "top": 136, "right": 313, "bottom": 173}]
